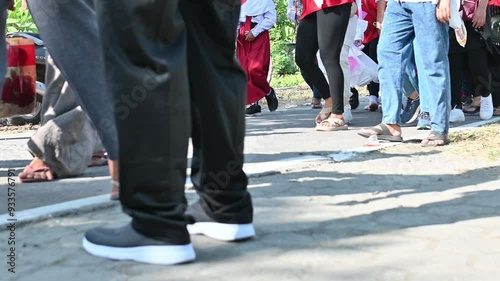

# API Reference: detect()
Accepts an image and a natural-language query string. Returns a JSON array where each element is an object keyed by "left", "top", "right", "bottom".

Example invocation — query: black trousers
[
  {"left": 295, "top": 4, "right": 351, "bottom": 115},
  {"left": 362, "top": 38, "right": 380, "bottom": 98},
  {"left": 95, "top": 0, "right": 253, "bottom": 244},
  {"left": 449, "top": 48, "right": 491, "bottom": 109}
]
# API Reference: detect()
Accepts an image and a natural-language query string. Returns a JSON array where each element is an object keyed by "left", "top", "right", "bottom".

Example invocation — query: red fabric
[
  {"left": 489, "top": 0, "right": 500, "bottom": 6},
  {"left": 362, "top": 0, "right": 379, "bottom": 44},
  {"left": 300, "top": 0, "right": 355, "bottom": 20},
  {"left": 236, "top": 19, "right": 271, "bottom": 105}
]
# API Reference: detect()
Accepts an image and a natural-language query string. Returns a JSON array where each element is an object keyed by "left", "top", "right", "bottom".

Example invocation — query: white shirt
[{"left": 239, "top": 0, "right": 277, "bottom": 37}]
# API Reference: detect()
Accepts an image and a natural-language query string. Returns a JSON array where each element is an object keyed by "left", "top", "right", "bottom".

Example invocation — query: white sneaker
[
  {"left": 449, "top": 107, "right": 465, "bottom": 123},
  {"left": 480, "top": 94, "right": 494, "bottom": 120},
  {"left": 343, "top": 105, "right": 353, "bottom": 124}
]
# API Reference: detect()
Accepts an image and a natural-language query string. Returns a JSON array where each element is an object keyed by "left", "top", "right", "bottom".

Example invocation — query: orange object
[{"left": 0, "top": 38, "right": 36, "bottom": 118}]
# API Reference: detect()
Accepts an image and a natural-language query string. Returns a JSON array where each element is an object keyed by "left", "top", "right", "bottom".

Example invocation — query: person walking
[{"left": 82, "top": 0, "right": 255, "bottom": 265}]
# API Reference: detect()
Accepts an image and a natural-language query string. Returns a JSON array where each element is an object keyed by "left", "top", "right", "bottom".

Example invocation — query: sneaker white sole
[
  {"left": 187, "top": 222, "right": 255, "bottom": 241},
  {"left": 82, "top": 238, "right": 196, "bottom": 265}
]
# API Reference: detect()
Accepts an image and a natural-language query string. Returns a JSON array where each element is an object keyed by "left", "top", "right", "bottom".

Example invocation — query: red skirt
[{"left": 236, "top": 28, "right": 271, "bottom": 105}]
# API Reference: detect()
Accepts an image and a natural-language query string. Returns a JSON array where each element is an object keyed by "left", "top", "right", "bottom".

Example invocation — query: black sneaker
[
  {"left": 349, "top": 87, "right": 359, "bottom": 110},
  {"left": 400, "top": 97, "right": 421, "bottom": 124},
  {"left": 185, "top": 201, "right": 255, "bottom": 241},
  {"left": 82, "top": 222, "right": 195, "bottom": 265},
  {"left": 245, "top": 103, "right": 261, "bottom": 116},
  {"left": 265, "top": 87, "right": 278, "bottom": 112}
]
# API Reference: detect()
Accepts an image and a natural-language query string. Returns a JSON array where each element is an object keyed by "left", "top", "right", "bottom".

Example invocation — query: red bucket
[{"left": 0, "top": 37, "right": 36, "bottom": 118}]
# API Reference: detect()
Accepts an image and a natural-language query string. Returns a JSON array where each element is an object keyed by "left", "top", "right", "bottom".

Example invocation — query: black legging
[
  {"left": 295, "top": 4, "right": 351, "bottom": 115},
  {"left": 362, "top": 38, "right": 380, "bottom": 98},
  {"left": 449, "top": 48, "right": 491, "bottom": 109}
]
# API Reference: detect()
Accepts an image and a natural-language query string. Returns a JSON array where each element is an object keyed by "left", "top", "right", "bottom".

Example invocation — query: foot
[
  {"left": 245, "top": 103, "right": 261, "bottom": 116},
  {"left": 311, "top": 98, "right": 322, "bottom": 109},
  {"left": 400, "top": 97, "right": 421, "bottom": 124},
  {"left": 315, "top": 116, "right": 348, "bottom": 131},
  {"left": 463, "top": 96, "right": 481, "bottom": 114},
  {"left": 265, "top": 88, "right": 278, "bottom": 112},
  {"left": 479, "top": 94, "right": 493, "bottom": 120},
  {"left": 421, "top": 131, "right": 450, "bottom": 147},
  {"left": 18, "top": 158, "right": 56, "bottom": 183},
  {"left": 359, "top": 123, "right": 401, "bottom": 138},
  {"left": 82, "top": 222, "right": 195, "bottom": 265},
  {"left": 315, "top": 108, "right": 332, "bottom": 124},
  {"left": 494, "top": 107, "right": 500, "bottom": 116},
  {"left": 364, "top": 95, "right": 379, "bottom": 111},
  {"left": 110, "top": 180, "right": 119, "bottom": 200},
  {"left": 185, "top": 201, "right": 255, "bottom": 242}
]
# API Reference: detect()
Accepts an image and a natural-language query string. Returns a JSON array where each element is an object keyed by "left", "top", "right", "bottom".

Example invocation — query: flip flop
[
  {"left": 315, "top": 108, "right": 332, "bottom": 124},
  {"left": 358, "top": 123, "right": 403, "bottom": 142},
  {"left": 316, "top": 117, "right": 348, "bottom": 131},
  {"left": 421, "top": 131, "right": 450, "bottom": 147},
  {"left": 19, "top": 165, "right": 57, "bottom": 183}
]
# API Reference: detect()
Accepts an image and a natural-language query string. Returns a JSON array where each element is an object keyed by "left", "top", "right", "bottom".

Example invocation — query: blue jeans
[{"left": 378, "top": 1, "right": 451, "bottom": 134}]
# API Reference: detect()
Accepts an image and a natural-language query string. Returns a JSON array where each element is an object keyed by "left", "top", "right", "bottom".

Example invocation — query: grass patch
[
  {"left": 270, "top": 73, "right": 306, "bottom": 89},
  {"left": 448, "top": 122, "right": 500, "bottom": 161}
]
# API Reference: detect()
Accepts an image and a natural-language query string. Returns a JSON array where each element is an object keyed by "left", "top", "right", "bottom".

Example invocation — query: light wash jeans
[{"left": 378, "top": 0, "right": 451, "bottom": 134}]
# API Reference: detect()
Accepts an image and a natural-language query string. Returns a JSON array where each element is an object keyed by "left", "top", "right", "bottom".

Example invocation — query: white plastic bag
[{"left": 348, "top": 47, "right": 379, "bottom": 87}]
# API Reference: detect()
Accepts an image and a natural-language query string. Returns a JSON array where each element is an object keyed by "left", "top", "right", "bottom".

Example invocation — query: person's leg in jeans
[
  {"left": 411, "top": 2, "right": 451, "bottom": 143},
  {"left": 301, "top": 69, "right": 322, "bottom": 108},
  {"left": 360, "top": 0, "right": 414, "bottom": 139},
  {"left": 317, "top": 4, "right": 351, "bottom": 124}
]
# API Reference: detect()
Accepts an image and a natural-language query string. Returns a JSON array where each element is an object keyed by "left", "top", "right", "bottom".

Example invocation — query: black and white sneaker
[
  {"left": 82, "top": 222, "right": 195, "bottom": 265},
  {"left": 185, "top": 201, "right": 255, "bottom": 242},
  {"left": 245, "top": 103, "right": 262, "bottom": 116},
  {"left": 265, "top": 87, "right": 278, "bottom": 112}
]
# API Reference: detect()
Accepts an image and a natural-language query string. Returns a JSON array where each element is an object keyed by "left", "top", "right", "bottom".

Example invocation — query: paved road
[{"left": 0, "top": 103, "right": 491, "bottom": 213}]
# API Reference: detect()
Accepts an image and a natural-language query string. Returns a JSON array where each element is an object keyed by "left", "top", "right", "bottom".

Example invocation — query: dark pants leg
[
  {"left": 449, "top": 53, "right": 464, "bottom": 109},
  {"left": 467, "top": 48, "right": 491, "bottom": 98},
  {"left": 296, "top": 13, "right": 330, "bottom": 101},
  {"left": 300, "top": 69, "right": 322, "bottom": 99},
  {"left": 95, "top": 0, "right": 251, "bottom": 243},
  {"left": 362, "top": 38, "right": 380, "bottom": 97},
  {"left": 317, "top": 4, "right": 351, "bottom": 115},
  {"left": 179, "top": 0, "right": 252, "bottom": 224}
]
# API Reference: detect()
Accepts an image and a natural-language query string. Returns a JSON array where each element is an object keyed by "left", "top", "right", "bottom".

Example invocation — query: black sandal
[
  {"left": 462, "top": 105, "right": 480, "bottom": 114},
  {"left": 358, "top": 123, "right": 403, "bottom": 142},
  {"left": 421, "top": 131, "right": 450, "bottom": 147}
]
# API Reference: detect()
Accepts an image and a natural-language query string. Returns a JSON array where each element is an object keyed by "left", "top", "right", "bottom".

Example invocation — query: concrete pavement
[{"left": 1, "top": 102, "right": 499, "bottom": 281}]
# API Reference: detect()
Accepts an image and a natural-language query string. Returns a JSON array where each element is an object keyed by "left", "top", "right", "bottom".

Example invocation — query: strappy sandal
[
  {"left": 358, "top": 123, "right": 403, "bottom": 142},
  {"left": 421, "top": 131, "right": 450, "bottom": 147},
  {"left": 19, "top": 165, "right": 57, "bottom": 183},
  {"left": 493, "top": 107, "right": 500, "bottom": 116},
  {"left": 316, "top": 117, "right": 348, "bottom": 131},
  {"left": 315, "top": 108, "right": 332, "bottom": 124}
]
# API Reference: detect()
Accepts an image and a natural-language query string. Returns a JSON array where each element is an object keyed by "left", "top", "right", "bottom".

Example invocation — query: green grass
[{"left": 270, "top": 73, "right": 306, "bottom": 88}]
